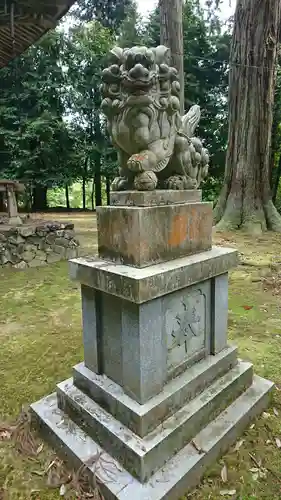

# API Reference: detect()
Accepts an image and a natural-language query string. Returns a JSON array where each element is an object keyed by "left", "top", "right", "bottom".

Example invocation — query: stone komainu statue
[{"left": 101, "top": 45, "right": 209, "bottom": 191}]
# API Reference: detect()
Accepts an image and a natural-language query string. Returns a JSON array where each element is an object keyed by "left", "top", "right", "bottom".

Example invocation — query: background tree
[
  {"left": 145, "top": 1, "right": 230, "bottom": 198},
  {"left": 117, "top": 1, "right": 145, "bottom": 47},
  {"left": 0, "top": 31, "right": 77, "bottom": 210},
  {"left": 65, "top": 21, "right": 113, "bottom": 208},
  {"left": 159, "top": 0, "right": 184, "bottom": 113},
  {"left": 271, "top": 63, "right": 281, "bottom": 205},
  {"left": 72, "top": 0, "right": 132, "bottom": 30},
  {"left": 214, "top": 0, "right": 281, "bottom": 233},
  {"left": 66, "top": 0, "right": 131, "bottom": 207}
]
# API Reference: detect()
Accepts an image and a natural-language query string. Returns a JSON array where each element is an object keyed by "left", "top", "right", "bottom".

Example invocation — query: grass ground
[{"left": 1, "top": 213, "right": 281, "bottom": 499}]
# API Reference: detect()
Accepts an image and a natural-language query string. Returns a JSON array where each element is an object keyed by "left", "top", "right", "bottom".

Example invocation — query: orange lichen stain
[
  {"left": 189, "top": 207, "right": 199, "bottom": 241},
  {"left": 168, "top": 214, "right": 188, "bottom": 246}
]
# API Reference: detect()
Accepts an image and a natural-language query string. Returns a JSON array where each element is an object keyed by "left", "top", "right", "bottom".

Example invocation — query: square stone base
[
  {"left": 97, "top": 202, "right": 212, "bottom": 267},
  {"left": 31, "top": 375, "right": 273, "bottom": 500}
]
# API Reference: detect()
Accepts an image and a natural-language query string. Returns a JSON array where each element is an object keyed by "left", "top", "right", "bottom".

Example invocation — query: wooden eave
[{"left": 0, "top": 0, "right": 76, "bottom": 68}]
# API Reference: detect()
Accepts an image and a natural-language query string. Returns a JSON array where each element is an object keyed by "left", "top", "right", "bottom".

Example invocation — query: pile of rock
[{"left": 0, "top": 221, "right": 79, "bottom": 269}]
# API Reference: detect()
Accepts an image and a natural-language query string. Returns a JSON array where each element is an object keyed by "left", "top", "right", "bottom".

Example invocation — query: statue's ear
[
  {"left": 182, "top": 105, "right": 201, "bottom": 137},
  {"left": 109, "top": 47, "right": 124, "bottom": 66},
  {"left": 155, "top": 45, "right": 171, "bottom": 65}
]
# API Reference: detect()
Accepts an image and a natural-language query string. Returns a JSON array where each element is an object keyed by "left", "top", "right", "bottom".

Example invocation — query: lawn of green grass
[{"left": 1, "top": 213, "right": 281, "bottom": 499}]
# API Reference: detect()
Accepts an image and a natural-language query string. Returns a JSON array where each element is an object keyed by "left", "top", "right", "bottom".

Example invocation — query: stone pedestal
[{"left": 31, "top": 190, "right": 273, "bottom": 499}]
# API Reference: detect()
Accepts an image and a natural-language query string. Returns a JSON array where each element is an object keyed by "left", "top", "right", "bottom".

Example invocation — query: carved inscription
[
  {"left": 171, "top": 299, "right": 202, "bottom": 352},
  {"left": 165, "top": 287, "right": 206, "bottom": 369}
]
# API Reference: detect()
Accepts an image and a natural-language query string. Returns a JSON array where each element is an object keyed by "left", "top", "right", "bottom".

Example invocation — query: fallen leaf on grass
[
  {"left": 249, "top": 467, "right": 259, "bottom": 473},
  {"left": 45, "top": 459, "right": 57, "bottom": 473},
  {"left": 262, "top": 412, "right": 271, "bottom": 419},
  {"left": 1, "top": 409, "right": 38, "bottom": 456},
  {"left": 234, "top": 439, "right": 244, "bottom": 451},
  {"left": 31, "top": 470, "right": 45, "bottom": 477},
  {"left": 250, "top": 423, "right": 255, "bottom": 429},
  {"left": 249, "top": 467, "right": 267, "bottom": 481},
  {"left": 59, "top": 484, "right": 66, "bottom": 496},
  {"left": 0, "top": 430, "right": 12, "bottom": 440},
  {"left": 275, "top": 438, "right": 281, "bottom": 448},
  {"left": 252, "top": 472, "right": 259, "bottom": 481},
  {"left": 221, "top": 464, "right": 228, "bottom": 483},
  {"left": 273, "top": 407, "right": 279, "bottom": 416},
  {"left": 46, "top": 459, "right": 68, "bottom": 489},
  {"left": 30, "top": 490, "right": 41, "bottom": 497},
  {"left": 36, "top": 443, "right": 44, "bottom": 454},
  {"left": 220, "top": 490, "right": 236, "bottom": 496},
  {"left": 241, "top": 305, "right": 253, "bottom": 310}
]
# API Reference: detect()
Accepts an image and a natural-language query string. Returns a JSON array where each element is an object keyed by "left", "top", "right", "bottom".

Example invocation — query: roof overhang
[{"left": 0, "top": 0, "right": 76, "bottom": 68}]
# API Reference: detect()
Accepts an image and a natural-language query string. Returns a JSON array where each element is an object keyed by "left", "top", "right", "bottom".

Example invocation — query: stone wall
[{"left": 0, "top": 221, "right": 79, "bottom": 269}]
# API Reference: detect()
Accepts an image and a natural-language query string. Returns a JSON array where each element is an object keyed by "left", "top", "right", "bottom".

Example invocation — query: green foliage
[
  {"left": 0, "top": 0, "right": 234, "bottom": 208},
  {"left": 0, "top": 31, "right": 77, "bottom": 195},
  {"left": 72, "top": 0, "right": 132, "bottom": 29},
  {"left": 64, "top": 21, "right": 114, "bottom": 206},
  {"left": 117, "top": 1, "right": 146, "bottom": 47}
]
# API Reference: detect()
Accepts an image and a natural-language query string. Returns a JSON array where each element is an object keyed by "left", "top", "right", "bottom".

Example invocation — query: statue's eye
[
  {"left": 125, "top": 53, "right": 134, "bottom": 69},
  {"left": 142, "top": 57, "right": 152, "bottom": 69}
]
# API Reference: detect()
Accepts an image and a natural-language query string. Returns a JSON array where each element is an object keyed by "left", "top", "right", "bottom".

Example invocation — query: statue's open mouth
[{"left": 122, "top": 76, "right": 153, "bottom": 94}]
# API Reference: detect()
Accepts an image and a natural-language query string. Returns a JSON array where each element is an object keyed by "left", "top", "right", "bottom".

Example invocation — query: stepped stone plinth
[
  {"left": 31, "top": 189, "right": 273, "bottom": 500},
  {"left": 31, "top": 42, "right": 273, "bottom": 500}
]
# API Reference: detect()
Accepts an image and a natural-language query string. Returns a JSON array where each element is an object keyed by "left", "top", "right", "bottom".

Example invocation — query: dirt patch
[{"left": 0, "top": 321, "right": 23, "bottom": 337}]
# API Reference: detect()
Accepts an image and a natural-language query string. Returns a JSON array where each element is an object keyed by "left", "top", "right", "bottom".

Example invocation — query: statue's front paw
[
  {"left": 111, "top": 176, "right": 130, "bottom": 191},
  {"left": 164, "top": 175, "right": 186, "bottom": 190},
  {"left": 164, "top": 175, "right": 197, "bottom": 190},
  {"left": 127, "top": 154, "right": 145, "bottom": 173},
  {"left": 134, "top": 171, "right": 158, "bottom": 191},
  {"left": 184, "top": 176, "right": 198, "bottom": 189},
  {"left": 127, "top": 153, "right": 151, "bottom": 173}
]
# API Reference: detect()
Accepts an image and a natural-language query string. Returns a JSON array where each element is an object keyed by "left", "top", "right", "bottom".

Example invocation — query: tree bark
[
  {"left": 32, "top": 185, "right": 48, "bottom": 211},
  {"left": 93, "top": 111, "right": 102, "bottom": 207},
  {"left": 94, "top": 154, "right": 102, "bottom": 207},
  {"left": 0, "top": 192, "right": 5, "bottom": 212},
  {"left": 159, "top": 0, "right": 184, "bottom": 114},
  {"left": 273, "top": 154, "right": 281, "bottom": 203},
  {"left": 91, "top": 178, "right": 95, "bottom": 211},
  {"left": 106, "top": 177, "right": 111, "bottom": 205},
  {"left": 82, "top": 177, "right": 86, "bottom": 210},
  {"left": 65, "top": 184, "right": 70, "bottom": 210},
  {"left": 214, "top": 0, "right": 281, "bottom": 234}
]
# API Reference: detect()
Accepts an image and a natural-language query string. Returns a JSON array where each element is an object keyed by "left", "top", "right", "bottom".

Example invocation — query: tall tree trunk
[
  {"left": 93, "top": 109, "right": 102, "bottom": 207},
  {"left": 0, "top": 192, "right": 5, "bottom": 212},
  {"left": 65, "top": 184, "right": 70, "bottom": 210},
  {"left": 32, "top": 185, "right": 48, "bottom": 211},
  {"left": 95, "top": 153, "right": 102, "bottom": 207},
  {"left": 160, "top": 0, "right": 184, "bottom": 114},
  {"left": 273, "top": 154, "right": 281, "bottom": 203},
  {"left": 270, "top": 104, "right": 279, "bottom": 188},
  {"left": 82, "top": 178, "right": 86, "bottom": 210},
  {"left": 91, "top": 178, "right": 95, "bottom": 211},
  {"left": 106, "top": 177, "right": 110, "bottom": 205},
  {"left": 214, "top": 0, "right": 281, "bottom": 234}
]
